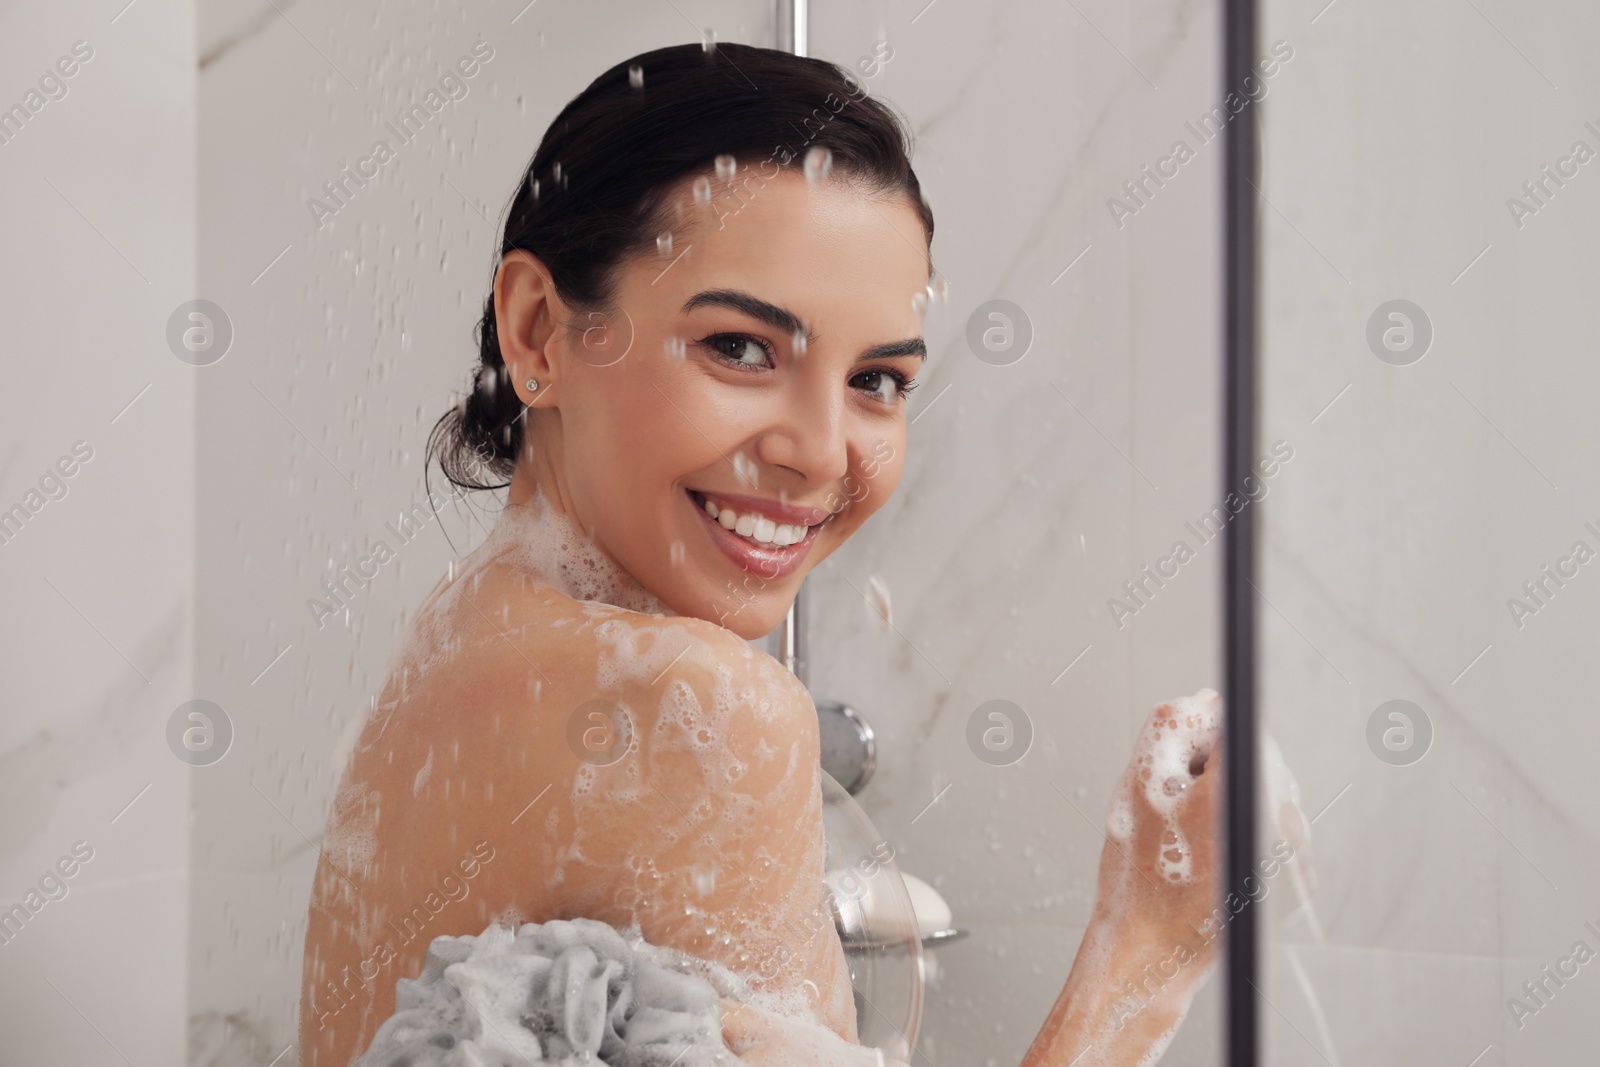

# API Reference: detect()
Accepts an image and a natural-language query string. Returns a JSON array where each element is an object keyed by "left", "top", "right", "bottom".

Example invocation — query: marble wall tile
[
  {"left": 1259, "top": 0, "right": 1600, "bottom": 1061},
  {"left": 0, "top": 0, "right": 195, "bottom": 1064}
]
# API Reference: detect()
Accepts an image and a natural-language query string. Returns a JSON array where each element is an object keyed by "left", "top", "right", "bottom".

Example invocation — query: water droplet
[
  {"left": 701, "top": 31, "right": 717, "bottom": 53},
  {"left": 552, "top": 161, "right": 562, "bottom": 182},
  {"left": 731, "top": 451, "right": 759, "bottom": 488},
  {"left": 628, "top": 64, "right": 644, "bottom": 90},
  {"left": 865, "top": 575, "right": 892, "bottom": 632},
  {"left": 911, "top": 291, "right": 929, "bottom": 316},
  {"left": 790, "top": 327, "right": 807, "bottom": 355},
  {"left": 528, "top": 176, "right": 540, "bottom": 200},
  {"left": 804, "top": 146, "right": 833, "bottom": 184},
  {"left": 693, "top": 177, "right": 712, "bottom": 205},
  {"left": 670, "top": 540, "right": 686, "bottom": 568},
  {"left": 664, "top": 336, "right": 686, "bottom": 360},
  {"left": 656, "top": 231, "right": 673, "bottom": 256},
  {"left": 715, "top": 154, "right": 737, "bottom": 182},
  {"left": 931, "top": 274, "right": 950, "bottom": 303}
]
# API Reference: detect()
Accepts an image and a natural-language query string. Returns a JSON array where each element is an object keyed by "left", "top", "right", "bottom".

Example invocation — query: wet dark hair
[{"left": 428, "top": 41, "right": 935, "bottom": 492}]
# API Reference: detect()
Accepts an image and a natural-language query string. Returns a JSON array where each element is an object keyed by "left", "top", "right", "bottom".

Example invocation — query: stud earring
[{"left": 525, "top": 378, "right": 539, "bottom": 393}]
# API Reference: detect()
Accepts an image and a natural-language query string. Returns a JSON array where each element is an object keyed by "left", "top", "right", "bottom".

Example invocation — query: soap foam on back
[
  {"left": 384, "top": 483, "right": 676, "bottom": 691},
  {"left": 492, "top": 485, "right": 674, "bottom": 616}
]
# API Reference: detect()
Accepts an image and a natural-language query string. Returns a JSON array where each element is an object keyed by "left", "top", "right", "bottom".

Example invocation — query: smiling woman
[
  {"left": 423, "top": 51, "right": 937, "bottom": 637},
  {"left": 299, "top": 40, "right": 1226, "bottom": 1067},
  {"left": 476, "top": 166, "right": 931, "bottom": 639}
]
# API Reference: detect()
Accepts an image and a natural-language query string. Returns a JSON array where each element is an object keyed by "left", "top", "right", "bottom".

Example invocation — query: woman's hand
[
  {"left": 1021, "top": 689, "right": 1227, "bottom": 1066},
  {"left": 1089, "top": 688, "right": 1225, "bottom": 977},
  {"left": 1089, "top": 699, "right": 1319, "bottom": 981}
]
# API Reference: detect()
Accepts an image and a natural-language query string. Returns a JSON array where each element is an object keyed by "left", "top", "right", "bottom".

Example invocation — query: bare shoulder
[
  {"left": 341, "top": 560, "right": 818, "bottom": 815},
  {"left": 304, "top": 570, "right": 852, "bottom": 1060},
  {"left": 529, "top": 593, "right": 823, "bottom": 809},
  {"left": 450, "top": 566, "right": 820, "bottom": 772},
  {"left": 448, "top": 579, "right": 835, "bottom": 975},
  {"left": 529, "top": 598, "right": 849, "bottom": 1032}
]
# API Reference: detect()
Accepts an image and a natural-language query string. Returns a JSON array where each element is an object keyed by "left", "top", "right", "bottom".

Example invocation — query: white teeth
[{"left": 698, "top": 493, "right": 809, "bottom": 547}]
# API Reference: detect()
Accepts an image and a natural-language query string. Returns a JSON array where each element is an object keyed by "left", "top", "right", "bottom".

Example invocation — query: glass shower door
[{"left": 1254, "top": 0, "right": 1600, "bottom": 1060}]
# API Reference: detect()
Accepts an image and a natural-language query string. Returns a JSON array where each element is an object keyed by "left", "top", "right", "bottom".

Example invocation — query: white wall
[
  {"left": 0, "top": 1, "right": 194, "bottom": 1064},
  {"left": 1257, "top": 0, "right": 1600, "bottom": 1062}
]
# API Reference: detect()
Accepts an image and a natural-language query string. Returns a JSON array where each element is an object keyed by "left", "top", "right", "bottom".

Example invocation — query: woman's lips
[{"left": 686, "top": 489, "right": 821, "bottom": 579}]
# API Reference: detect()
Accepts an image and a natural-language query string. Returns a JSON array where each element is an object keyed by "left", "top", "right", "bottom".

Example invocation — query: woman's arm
[
  {"left": 1022, "top": 692, "right": 1226, "bottom": 1066},
  {"left": 530, "top": 611, "right": 862, "bottom": 1044},
  {"left": 639, "top": 661, "right": 1228, "bottom": 1066}
]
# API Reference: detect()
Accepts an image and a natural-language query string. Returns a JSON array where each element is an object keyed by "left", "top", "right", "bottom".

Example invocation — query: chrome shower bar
[{"left": 775, "top": 0, "right": 808, "bottom": 58}]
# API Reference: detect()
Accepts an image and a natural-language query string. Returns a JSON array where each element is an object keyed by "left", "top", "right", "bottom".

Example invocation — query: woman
[{"left": 300, "top": 41, "right": 1225, "bottom": 1066}]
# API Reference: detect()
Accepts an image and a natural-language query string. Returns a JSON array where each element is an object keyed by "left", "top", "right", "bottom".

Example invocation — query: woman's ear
[{"left": 494, "top": 249, "right": 560, "bottom": 406}]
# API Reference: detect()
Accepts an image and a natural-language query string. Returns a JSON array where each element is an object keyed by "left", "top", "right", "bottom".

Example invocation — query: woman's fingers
[{"left": 1168, "top": 723, "right": 1221, "bottom": 829}]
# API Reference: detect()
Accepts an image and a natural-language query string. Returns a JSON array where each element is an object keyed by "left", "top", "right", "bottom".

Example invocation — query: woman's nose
[{"left": 754, "top": 376, "right": 850, "bottom": 487}]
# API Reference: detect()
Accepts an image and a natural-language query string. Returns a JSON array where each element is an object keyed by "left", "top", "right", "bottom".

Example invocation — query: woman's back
[{"left": 298, "top": 502, "right": 857, "bottom": 1066}]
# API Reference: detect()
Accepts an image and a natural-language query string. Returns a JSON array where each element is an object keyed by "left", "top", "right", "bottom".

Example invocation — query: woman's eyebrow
[
  {"left": 682, "top": 288, "right": 803, "bottom": 337},
  {"left": 681, "top": 288, "right": 926, "bottom": 362},
  {"left": 857, "top": 338, "right": 926, "bottom": 363}
]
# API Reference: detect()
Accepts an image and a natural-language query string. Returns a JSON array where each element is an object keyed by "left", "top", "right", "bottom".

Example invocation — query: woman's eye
[
  {"left": 702, "top": 333, "right": 772, "bottom": 369},
  {"left": 701, "top": 334, "right": 917, "bottom": 404},
  {"left": 853, "top": 368, "right": 917, "bottom": 403}
]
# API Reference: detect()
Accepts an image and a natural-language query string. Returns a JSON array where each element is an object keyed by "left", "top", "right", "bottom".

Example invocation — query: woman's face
[{"left": 497, "top": 167, "right": 930, "bottom": 638}]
